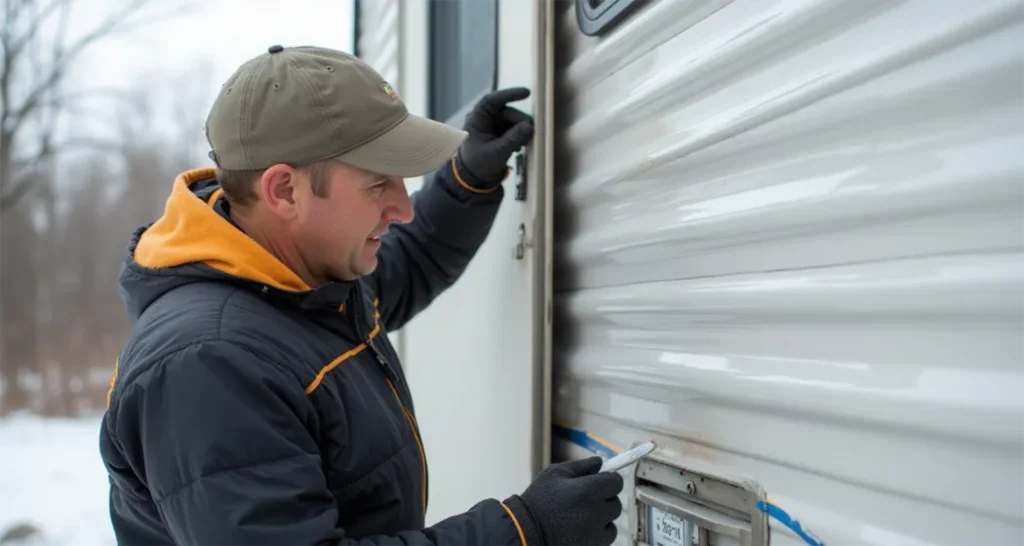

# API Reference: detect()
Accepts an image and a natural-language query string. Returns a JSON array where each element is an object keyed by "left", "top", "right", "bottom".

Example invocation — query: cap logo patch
[{"left": 381, "top": 82, "right": 398, "bottom": 100}]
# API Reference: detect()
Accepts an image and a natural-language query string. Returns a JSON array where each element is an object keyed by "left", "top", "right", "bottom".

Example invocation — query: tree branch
[
  {"left": 1, "top": 135, "right": 121, "bottom": 210},
  {"left": 6, "top": 0, "right": 155, "bottom": 136},
  {"left": 37, "top": 86, "right": 133, "bottom": 111},
  {"left": 12, "top": 135, "right": 122, "bottom": 170},
  {"left": 0, "top": 0, "right": 187, "bottom": 212},
  {"left": 3, "top": 0, "right": 69, "bottom": 66},
  {"left": 0, "top": 168, "right": 39, "bottom": 209},
  {"left": 2, "top": 0, "right": 71, "bottom": 134}
]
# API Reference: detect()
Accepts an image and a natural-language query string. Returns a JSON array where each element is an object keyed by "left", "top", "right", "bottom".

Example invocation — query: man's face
[{"left": 291, "top": 161, "right": 414, "bottom": 282}]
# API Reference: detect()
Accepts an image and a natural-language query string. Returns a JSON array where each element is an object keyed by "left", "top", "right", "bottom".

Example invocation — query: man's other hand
[{"left": 457, "top": 87, "right": 535, "bottom": 188}]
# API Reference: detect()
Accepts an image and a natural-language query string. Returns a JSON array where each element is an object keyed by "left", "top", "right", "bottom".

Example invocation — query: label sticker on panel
[{"left": 650, "top": 505, "right": 692, "bottom": 546}]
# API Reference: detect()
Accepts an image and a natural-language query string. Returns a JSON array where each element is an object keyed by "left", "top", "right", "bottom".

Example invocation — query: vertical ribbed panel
[
  {"left": 357, "top": 0, "right": 401, "bottom": 87},
  {"left": 552, "top": 1, "right": 1024, "bottom": 545}
]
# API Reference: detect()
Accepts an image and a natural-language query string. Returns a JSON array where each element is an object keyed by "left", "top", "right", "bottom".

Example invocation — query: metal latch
[
  {"left": 514, "top": 151, "right": 527, "bottom": 201},
  {"left": 631, "top": 454, "right": 769, "bottom": 546},
  {"left": 514, "top": 223, "right": 530, "bottom": 260}
]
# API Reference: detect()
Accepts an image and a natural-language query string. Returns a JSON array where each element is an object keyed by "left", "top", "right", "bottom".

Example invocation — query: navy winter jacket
[{"left": 98, "top": 159, "right": 530, "bottom": 545}]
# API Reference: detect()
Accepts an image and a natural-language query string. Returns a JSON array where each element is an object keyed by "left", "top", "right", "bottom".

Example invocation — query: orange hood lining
[{"left": 132, "top": 168, "right": 311, "bottom": 292}]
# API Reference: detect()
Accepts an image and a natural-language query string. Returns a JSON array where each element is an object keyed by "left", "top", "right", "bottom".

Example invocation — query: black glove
[
  {"left": 456, "top": 87, "right": 535, "bottom": 189},
  {"left": 502, "top": 456, "right": 624, "bottom": 546}
]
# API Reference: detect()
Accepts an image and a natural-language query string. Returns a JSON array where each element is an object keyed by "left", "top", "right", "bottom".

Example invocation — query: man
[{"left": 98, "top": 45, "right": 623, "bottom": 545}]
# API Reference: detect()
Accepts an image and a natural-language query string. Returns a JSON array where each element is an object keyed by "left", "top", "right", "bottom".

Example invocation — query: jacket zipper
[
  {"left": 385, "top": 378, "right": 428, "bottom": 514},
  {"left": 347, "top": 287, "right": 428, "bottom": 516},
  {"left": 346, "top": 287, "right": 400, "bottom": 384}
]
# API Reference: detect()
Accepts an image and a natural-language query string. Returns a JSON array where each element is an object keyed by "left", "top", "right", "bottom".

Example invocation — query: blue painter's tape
[
  {"left": 551, "top": 423, "right": 621, "bottom": 458},
  {"left": 757, "top": 500, "right": 825, "bottom": 546}
]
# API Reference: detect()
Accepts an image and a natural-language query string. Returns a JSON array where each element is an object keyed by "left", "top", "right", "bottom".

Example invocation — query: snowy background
[{"left": 0, "top": 414, "right": 112, "bottom": 545}]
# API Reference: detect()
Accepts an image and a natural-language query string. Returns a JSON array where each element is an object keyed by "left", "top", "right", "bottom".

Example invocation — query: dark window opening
[
  {"left": 352, "top": 0, "right": 362, "bottom": 56},
  {"left": 428, "top": 0, "right": 498, "bottom": 126}
]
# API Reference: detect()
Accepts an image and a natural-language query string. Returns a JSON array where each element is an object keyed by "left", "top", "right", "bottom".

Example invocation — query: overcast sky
[
  {"left": 57, "top": 0, "right": 355, "bottom": 166},
  {"left": 74, "top": 0, "right": 355, "bottom": 97}
]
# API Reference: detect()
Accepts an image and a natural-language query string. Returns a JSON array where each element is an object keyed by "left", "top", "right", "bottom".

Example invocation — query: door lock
[
  {"left": 514, "top": 151, "right": 527, "bottom": 201},
  {"left": 513, "top": 223, "right": 531, "bottom": 260}
]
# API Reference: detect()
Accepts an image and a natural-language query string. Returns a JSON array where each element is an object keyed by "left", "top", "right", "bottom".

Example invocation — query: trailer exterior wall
[
  {"left": 551, "top": 1, "right": 1024, "bottom": 545},
  {"left": 354, "top": 0, "right": 542, "bottom": 529}
]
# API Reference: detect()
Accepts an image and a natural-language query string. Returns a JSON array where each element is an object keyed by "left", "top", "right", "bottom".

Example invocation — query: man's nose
[{"left": 383, "top": 180, "right": 414, "bottom": 224}]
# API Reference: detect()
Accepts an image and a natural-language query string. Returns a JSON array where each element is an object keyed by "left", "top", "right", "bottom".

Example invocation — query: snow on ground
[{"left": 0, "top": 413, "right": 114, "bottom": 546}]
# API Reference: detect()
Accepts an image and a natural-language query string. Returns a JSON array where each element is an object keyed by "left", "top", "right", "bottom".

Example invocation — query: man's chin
[
  {"left": 355, "top": 256, "right": 378, "bottom": 277},
  {"left": 331, "top": 257, "right": 378, "bottom": 281}
]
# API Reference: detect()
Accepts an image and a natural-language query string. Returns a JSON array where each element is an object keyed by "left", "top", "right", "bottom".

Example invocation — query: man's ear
[{"left": 257, "top": 164, "right": 301, "bottom": 219}]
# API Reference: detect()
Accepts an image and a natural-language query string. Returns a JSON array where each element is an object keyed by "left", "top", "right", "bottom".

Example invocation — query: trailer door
[{"left": 354, "top": 0, "right": 554, "bottom": 526}]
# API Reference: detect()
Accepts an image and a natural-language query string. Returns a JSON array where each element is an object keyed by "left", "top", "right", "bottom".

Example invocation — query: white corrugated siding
[
  {"left": 357, "top": 0, "right": 401, "bottom": 87},
  {"left": 551, "top": 0, "right": 1024, "bottom": 545}
]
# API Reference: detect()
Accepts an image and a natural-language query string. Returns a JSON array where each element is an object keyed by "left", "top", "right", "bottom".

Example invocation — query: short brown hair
[{"left": 217, "top": 160, "right": 334, "bottom": 207}]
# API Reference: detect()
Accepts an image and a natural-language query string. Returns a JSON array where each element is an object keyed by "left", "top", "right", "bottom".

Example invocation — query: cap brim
[{"left": 333, "top": 113, "right": 468, "bottom": 177}]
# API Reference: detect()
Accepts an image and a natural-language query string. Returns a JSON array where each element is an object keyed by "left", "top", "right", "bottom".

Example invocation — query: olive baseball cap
[{"left": 204, "top": 44, "right": 467, "bottom": 177}]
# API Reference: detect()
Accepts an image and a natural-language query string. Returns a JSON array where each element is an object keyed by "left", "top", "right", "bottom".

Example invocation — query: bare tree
[
  {"left": 1, "top": 0, "right": 202, "bottom": 416},
  {"left": 0, "top": 0, "right": 189, "bottom": 212},
  {"left": 1, "top": 74, "right": 204, "bottom": 416},
  {"left": 0, "top": 195, "right": 41, "bottom": 414}
]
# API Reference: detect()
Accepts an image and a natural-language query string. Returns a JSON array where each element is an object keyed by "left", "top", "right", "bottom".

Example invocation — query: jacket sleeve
[
  {"left": 110, "top": 340, "right": 526, "bottom": 546},
  {"left": 367, "top": 155, "right": 505, "bottom": 332}
]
